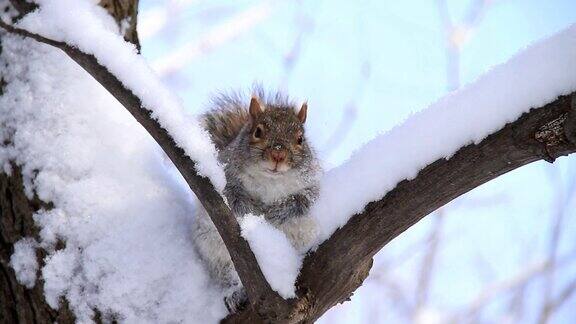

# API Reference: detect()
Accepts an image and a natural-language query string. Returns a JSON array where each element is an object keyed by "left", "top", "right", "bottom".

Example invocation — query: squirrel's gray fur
[{"left": 191, "top": 89, "right": 321, "bottom": 313}]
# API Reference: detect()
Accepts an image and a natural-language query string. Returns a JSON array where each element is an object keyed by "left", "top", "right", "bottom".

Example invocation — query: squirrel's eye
[
  {"left": 253, "top": 126, "right": 263, "bottom": 139},
  {"left": 296, "top": 135, "right": 303, "bottom": 145}
]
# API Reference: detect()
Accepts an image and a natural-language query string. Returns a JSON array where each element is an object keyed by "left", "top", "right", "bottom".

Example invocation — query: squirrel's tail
[{"left": 202, "top": 92, "right": 250, "bottom": 150}]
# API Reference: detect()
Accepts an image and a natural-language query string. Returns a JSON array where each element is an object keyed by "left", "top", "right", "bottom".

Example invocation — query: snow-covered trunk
[
  {"left": 0, "top": 2, "right": 139, "bottom": 323},
  {"left": 0, "top": 166, "right": 76, "bottom": 323}
]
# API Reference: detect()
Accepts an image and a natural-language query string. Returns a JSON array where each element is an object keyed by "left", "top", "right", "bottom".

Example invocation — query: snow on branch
[
  {"left": 227, "top": 25, "right": 576, "bottom": 321},
  {"left": 312, "top": 24, "right": 576, "bottom": 242},
  {"left": 0, "top": 0, "right": 283, "bottom": 313},
  {"left": 288, "top": 38, "right": 576, "bottom": 324}
]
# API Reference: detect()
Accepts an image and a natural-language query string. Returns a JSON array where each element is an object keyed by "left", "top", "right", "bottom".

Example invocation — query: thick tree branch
[
  {"left": 0, "top": 20, "right": 286, "bottom": 317},
  {"left": 287, "top": 93, "right": 576, "bottom": 321},
  {"left": 223, "top": 93, "right": 576, "bottom": 322}
]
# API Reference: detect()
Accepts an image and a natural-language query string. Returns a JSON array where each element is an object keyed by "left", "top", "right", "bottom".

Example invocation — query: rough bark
[{"left": 0, "top": 166, "right": 75, "bottom": 324}]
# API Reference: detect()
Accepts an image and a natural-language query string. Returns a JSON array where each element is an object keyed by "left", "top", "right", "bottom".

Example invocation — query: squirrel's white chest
[{"left": 239, "top": 167, "right": 307, "bottom": 205}]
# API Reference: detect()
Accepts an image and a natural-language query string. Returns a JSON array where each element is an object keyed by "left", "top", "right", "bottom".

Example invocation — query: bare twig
[
  {"left": 278, "top": 0, "right": 317, "bottom": 90},
  {"left": 320, "top": 60, "right": 369, "bottom": 159},
  {"left": 537, "top": 165, "right": 576, "bottom": 324},
  {"left": 320, "top": 3, "right": 370, "bottom": 158},
  {"left": 539, "top": 168, "right": 567, "bottom": 321},
  {"left": 151, "top": 0, "right": 277, "bottom": 77},
  {"left": 449, "top": 249, "right": 576, "bottom": 323},
  {"left": 436, "top": 0, "right": 493, "bottom": 91},
  {"left": 413, "top": 210, "right": 444, "bottom": 317},
  {"left": 539, "top": 276, "right": 576, "bottom": 323}
]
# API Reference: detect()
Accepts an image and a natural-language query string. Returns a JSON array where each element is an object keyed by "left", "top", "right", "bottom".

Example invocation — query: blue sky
[{"left": 140, "top": 0, "right": 576, "bottom": 322}]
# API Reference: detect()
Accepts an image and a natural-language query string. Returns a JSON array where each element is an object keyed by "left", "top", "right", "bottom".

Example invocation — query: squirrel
[{"left": 191, "top": 89, "right": 321, "bottom": 313}]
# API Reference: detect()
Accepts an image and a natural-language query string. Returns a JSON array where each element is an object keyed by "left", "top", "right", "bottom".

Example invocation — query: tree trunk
[
  {"left": 0, "top": 166, "right": 75, "bottom": 324},
  {"left": 0, "top": 1, "right": 138, "bottom": 323}
]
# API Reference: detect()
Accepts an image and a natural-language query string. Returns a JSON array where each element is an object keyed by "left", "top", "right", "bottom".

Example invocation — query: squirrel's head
[{"left": 245, "top": 96, "right": 311, "bottom": 175}]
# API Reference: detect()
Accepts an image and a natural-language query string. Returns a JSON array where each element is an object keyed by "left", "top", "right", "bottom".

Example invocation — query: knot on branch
[
  {"left": 535, "top": 113, "right": 568, "bottom": 146},
  {"left": 535, "top": 113, "right": 569, "bottom": 162},
  {"left": 564, "top": 96, "right": 576, "bottom": 145}
]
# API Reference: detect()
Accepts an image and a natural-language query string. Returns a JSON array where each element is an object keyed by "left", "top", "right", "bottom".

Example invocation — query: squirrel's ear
[
  {"left": 249, "top": 96, "right": 264, "bottom": 120},
  {"left": 297, "top": 102, "right": 308, "bottom": 124}
]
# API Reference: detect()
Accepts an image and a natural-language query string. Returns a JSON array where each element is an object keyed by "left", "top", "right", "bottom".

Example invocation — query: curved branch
[
  {"left": 291, "top": 93, "right": 576, "bottom": 321},
  {"left": 0, "top": 20, "right": 286, "bottom": 316},
  {"left": 223, "top": 93, "right": 576, "bottom": 322}
]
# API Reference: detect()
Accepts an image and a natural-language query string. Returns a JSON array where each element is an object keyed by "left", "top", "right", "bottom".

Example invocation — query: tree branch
[
  {"left": 289, "top": 93, "right": 576, "bottom": 321},
  {"left": 0, "top": 20, "right": 287, "bottom": 317},
  {"left": 223, "top": 94, "right": 576, "bottom": 322},
  {"left": 564, "top": 96, "right": 576, "bottom": 144}
]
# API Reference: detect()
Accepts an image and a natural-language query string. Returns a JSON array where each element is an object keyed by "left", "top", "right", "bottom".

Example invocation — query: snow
[
  {"left": 240, "top": 215, "right": 302, "bottom": 298},
  {"left": 17, "top": 0, "right": 226, "bottom": 192},
  {"left": 9, "top": 237, "right": 39, "bottom": 289},
  {"left": 311, "top": 24, "right": 576, "bottom": 242},
  {"left": 1, "top": 0, "right": 575, "bottom": 322},
  {"left": 1, "top": 8, "right": 226, "bottom": 324}
]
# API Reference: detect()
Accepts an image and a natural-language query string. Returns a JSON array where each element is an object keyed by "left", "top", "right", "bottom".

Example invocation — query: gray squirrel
[{"left": 191, "top": 90, "right": 321, "bottom": 313}]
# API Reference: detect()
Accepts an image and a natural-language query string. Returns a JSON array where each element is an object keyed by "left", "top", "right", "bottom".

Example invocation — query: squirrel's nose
[{"left": 270, "top": 146, "right": 287, "bottom": 163}]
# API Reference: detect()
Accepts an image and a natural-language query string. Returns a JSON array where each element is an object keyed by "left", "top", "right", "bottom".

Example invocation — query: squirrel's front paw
[
  {"left": 278, "top": 216, "right": 318, "bottom": 252},
  {"left": 224, "top": 287, "right": 248, "bottom": 313}
]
